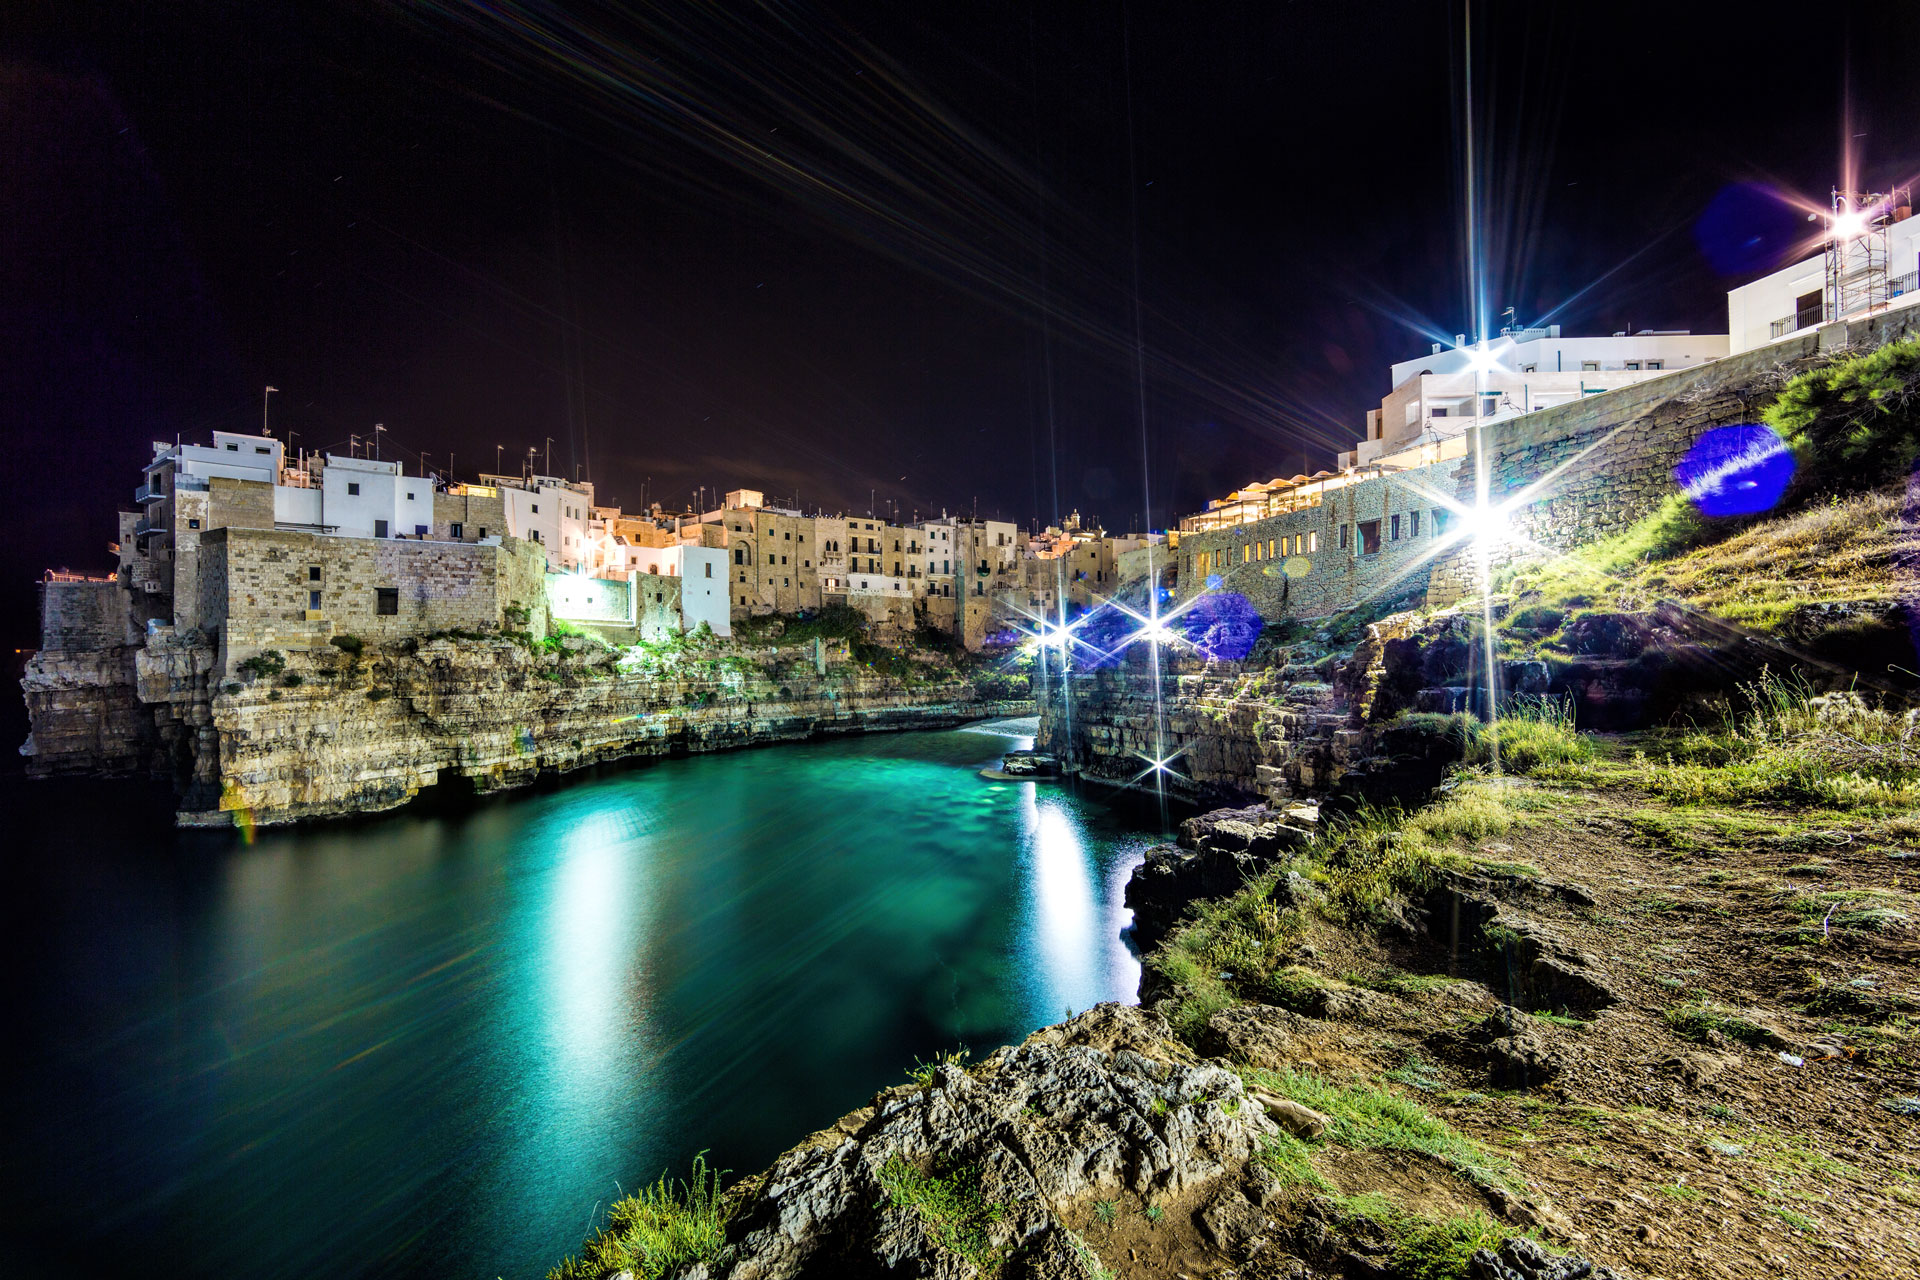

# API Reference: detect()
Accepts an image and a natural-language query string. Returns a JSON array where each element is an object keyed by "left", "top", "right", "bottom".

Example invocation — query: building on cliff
[{"left": 1727, "top": 188, "right": 1919, "bottom": 353}]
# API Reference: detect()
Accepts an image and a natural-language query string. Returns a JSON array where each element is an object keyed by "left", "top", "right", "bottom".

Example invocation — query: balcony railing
[
  {"left": 1891, "top": 270, "right": 1919, "bottom": 299},
  {"left": 134, "top": 483, "right": 162, "bottom": 504}
]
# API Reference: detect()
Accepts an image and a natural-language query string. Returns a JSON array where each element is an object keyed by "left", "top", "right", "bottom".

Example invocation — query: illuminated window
[
  {"left": 1308, "top": 531, "right": 1318, "bottom": 553},
  {"left": 1242, "top": 544, "right": 1250, "bottom": 562},
  {"left": 1268, "top": 539, "right": 1276, "bottom": 559}
]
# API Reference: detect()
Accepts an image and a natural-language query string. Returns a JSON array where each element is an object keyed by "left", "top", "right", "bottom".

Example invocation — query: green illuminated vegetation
[
  {"left": 548, "top": 1155, "right": 730, "bottom": 1280},
  {"left": 1326, "top": 1193, "right": 1523, "bottom": 1280},
  {"left": 875, "top": 1156, "right": 1007, "bottom": 1273}
]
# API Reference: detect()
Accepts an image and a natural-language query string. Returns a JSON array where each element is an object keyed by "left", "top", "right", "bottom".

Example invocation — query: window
[
  {"left": 225, "top": 442, "right": 239, "bottom": 452},
  {"left": 477, "top": 527, "right": 487, "bottom": 539},
  {"left": 1481, "top": 397, "right": 1498, "bottom": 416},
  {"left": 374, "top": 519, "right": 389, "bottom": 538},
  {"left": 531, "top": 504, "right": 539, "bottom": 514},
  {"left": 803, "top": 559, "right": 810, "bottom": 568},
  {"left": 187, "top": 518, "right": 200, "bottom": 530},
  {"left": 1339, "top": 524, "right": 1350, "bottom": 550},
  {"left": 1581, "top": 361, "right": 1599, "bottom": 372},
  {"left": 1521, "top": 363, "right": 1537, "bottom": 373},
  {"left": 767, "top": 554, "right": 775, "bottom": 565},
  {"left": 1410, "top": 510, "right": 1421, "bottom": 537},
  {"left": 1625, "top": 361, "right": 1640, "bottom": 371},
  {"left": 1268, "top": 539, "right": 1276, "bottom": 559},
  {"left": 1646, "top": 360, "right": 1661, "bottom": 370},
  {"left": 1391, "top": 514, "right": 1402, "bottom": 541},
  {"left": 348, "top": 482, "right": 361, "bottom": 496},
  {"left": 1308, "top": 531, "right": 1319, "bottom": 553},
  {"left": 375, "top": 587, "right": 399, "bottom": 615},
  {"left": 1795, "top": 289, "right": 1823, "bottom": 330},
  {"left": 406, "top": 491, "right": 415, "bottom": 501},
  {"left": 780, "top": 555, "right": 787, "bottom": 565},
  {"left": 414, "top": 524, "right": 428, "bottom": 537},
  {"left": 309, "top": 590, "right": 322, "bottom": 610},
  {"left": 309, "top": 566, "right": 321, "bottom": 581},
  {"left": 450, "top": 523, "right": 463, "bottom": 540},
  {"left": 1358, "top": 520, "right": 1382, "bottom": 555},
  {"left": 734, "top": 548, "right": 744, "bottom": 564},
  {"left": 1242, "top": 543, "right": 1251, "bottom": 563},
  {"left": 1432, "top": 509, "right": 1448, "bottom": 536},
  {"left": 704, "top": 563, "right": 712, "bottom": 578},
  {"left": 255, "top": 445, "right": 270, "bottom": 455},
  {"left": 1432, "top": 407, "right": 1448, "bottom": 417}
]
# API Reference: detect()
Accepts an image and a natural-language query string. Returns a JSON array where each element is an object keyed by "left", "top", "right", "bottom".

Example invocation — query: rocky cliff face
[{"left": 24, "top": 631, "right": 1028, "bottom": 827}]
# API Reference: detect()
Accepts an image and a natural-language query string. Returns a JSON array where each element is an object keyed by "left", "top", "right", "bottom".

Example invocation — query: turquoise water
[{"left": 0, "top": 719, "right": 1164, "bottom": 1279}]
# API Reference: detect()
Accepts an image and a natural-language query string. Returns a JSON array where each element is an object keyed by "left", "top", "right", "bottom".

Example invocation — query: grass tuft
[
  {"left": 875, "top": 1155, "right": 1006, "bottom": 1273},
  {"left": 547, "top": 1154, "right": 729, "bottom": 1280}
]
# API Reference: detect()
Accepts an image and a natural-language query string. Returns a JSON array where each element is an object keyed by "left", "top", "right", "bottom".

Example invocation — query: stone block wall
[
  {"left": 1426, "top": 308, "right": 1920, "bottom": 604},
  {"left": 433, "top": 489, "right": 506, "bottom": 541},
  {"left": 1174, "top": 471, "right": 1444, "bottom": 622},
  {"left": 198, "top": 528, "right": 549, "bottom": 663},
  {"left": 38, "top": 579, "right": 133, "bottom": 650}
]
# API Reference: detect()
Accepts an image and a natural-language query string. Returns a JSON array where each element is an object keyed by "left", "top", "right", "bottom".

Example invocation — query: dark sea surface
[{"left": 0, "top": 718, "right": 1163, "bottom": 1279}]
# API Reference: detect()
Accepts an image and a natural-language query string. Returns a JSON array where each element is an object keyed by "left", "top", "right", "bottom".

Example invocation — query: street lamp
[{"left": 263, "top": 386, "right": 277, "bottom": 437}]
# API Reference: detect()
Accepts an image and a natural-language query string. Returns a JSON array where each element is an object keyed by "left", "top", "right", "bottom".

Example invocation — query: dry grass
[{"left": 1504, "top": 487, "right": 1912, "bottom": 633}]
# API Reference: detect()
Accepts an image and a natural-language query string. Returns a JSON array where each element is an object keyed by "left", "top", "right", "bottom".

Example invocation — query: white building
[
  {"left": 626, "top": 544, "right": 732, "bottom": 637},
  {"left": 478, "top": 473, "right": 595, "bottom": 570},
  {"left": 1341, "top": 327, "right": 1730, "bottom": 469},
  {"left": 1727, "top": 208, "right": 1920, "bottom": 353}
]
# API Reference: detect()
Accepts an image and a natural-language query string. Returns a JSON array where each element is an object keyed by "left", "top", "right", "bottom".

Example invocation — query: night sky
[{"left": 5, "top": 1, "right": 1920, "bottom": 646}]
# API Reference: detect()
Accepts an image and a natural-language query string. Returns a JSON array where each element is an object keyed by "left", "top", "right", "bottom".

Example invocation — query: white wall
[
  {"left": 627, "top": 544, "right": 731, "bottom": 636},
  {"left": 1726, "top": 217, "right": 1920, "bottom": 353}
]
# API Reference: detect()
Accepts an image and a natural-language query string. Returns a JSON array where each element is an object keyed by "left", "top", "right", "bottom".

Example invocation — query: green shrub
[
  {"left": 1765, "top": 335, "right": 1920, "bottom": 490},
  {"left": 874, "top": 1156, "right": 1005, "bottom": 1272},
  {"left": 279, "top": 673, "right": 304, "bottom": 689},
  {"left": 367, "top": 687, "right": 390, "bottom": 702},
  {"left": 548, "top": 1154, "right": 729, "bottom": 1280},
  {"left": 1328, "top": 1192, "right": 1521, "bottom": 1280},
  {"left": 329, "top": 634, "right": 364, "bottom": 656},
  {"left": 236, "top": 649, "right": 285, "bottom": 680}
]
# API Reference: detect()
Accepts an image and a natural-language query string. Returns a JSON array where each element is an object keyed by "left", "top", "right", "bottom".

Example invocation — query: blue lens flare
[
  {"left": 1674, "top": 423, "right": 1795, "bottom": 517},
  {"left": 1694, "top": 183, "right": 1804, "bottom": 279},
  {"left": 1178, "top": 592, "right": 1262, "bottom": 662}
]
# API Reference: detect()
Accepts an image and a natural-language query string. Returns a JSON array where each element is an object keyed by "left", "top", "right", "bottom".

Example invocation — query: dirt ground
[{"left": 1186, "top": 743, "right": 1920, "bottom": 1280}]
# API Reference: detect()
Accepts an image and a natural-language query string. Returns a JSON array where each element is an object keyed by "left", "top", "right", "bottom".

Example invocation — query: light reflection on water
[{"left": 2, "top": 720, "right": 1163, "bottom": 1280}]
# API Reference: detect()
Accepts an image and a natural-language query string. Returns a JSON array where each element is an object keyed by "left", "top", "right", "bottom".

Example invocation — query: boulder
[
  {"left": 1198, "top": 1004, "right": 1306, "bottom": 1068},
  {"left": 705, "top": 1004, "right": 1279, "bottom": 1279}
]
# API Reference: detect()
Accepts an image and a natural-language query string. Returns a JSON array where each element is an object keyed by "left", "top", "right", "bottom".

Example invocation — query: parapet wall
[
  {"left": 197, "top": 528, "right": 549, "bottom": 665},
  {"left": 38, "top": 578, "right": 134, "bottom": 650}
]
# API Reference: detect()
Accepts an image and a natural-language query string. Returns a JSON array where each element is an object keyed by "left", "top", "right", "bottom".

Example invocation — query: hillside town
[{"left": 47, "top": 190, "right": 1920, "bottom": 670}]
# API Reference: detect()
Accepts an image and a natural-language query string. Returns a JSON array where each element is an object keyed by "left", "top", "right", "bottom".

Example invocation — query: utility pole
[
  {"left": 373, "top": 423, "right": 385, "bottom": 460},
  {"left": 544, "top": 436, "right": 554, "bottom": 476},
  {"left": 496, "top": 444, "right": 504, "bottom": 474},
  {"left": 263, "top": 386, "right": 277, "bottom": 437}
]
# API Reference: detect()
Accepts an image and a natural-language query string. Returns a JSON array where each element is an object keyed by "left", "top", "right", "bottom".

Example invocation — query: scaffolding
[{"left": 1827, "top": 186, "right": 1914, "bottom": 323}]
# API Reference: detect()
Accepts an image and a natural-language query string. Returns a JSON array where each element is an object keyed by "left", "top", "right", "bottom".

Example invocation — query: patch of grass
[
  {"left": 1330, "top": 1193, "right": 1519, "bottom": 1280},
  {"left": 1766, "top": 1207, "right": 1821, "bottom": 1233},
  {"left": 548, "top": 1154, "right": 729, "bottom": 1280},
  {"left": 1142, "top": 1203, "right": 1163, "bottom": 1225},
  {"left": 905, "top": 1046, "right": 970, "bottom": 1087},
  {"left": 1147, "top": 874, "right": 1302, "bottom": 1040},
  {"left": 1664, "top": 1001, "right": 1778, "bottom": 1049},
  {"left": 1255, "top": 1131, "right": 1336, "bottom": 1194},
  {"left": 1092, "top": 1198, "right": 1116, "bottom": 1225},
  {"left": 1531, "top": 1011, "right": 1587, "bottom": 1029},
  {"left": 1243, "top": 1067, "right": 1513, "bottom": 1189},
  {"left": 1467, "top": 696, "right": 1592, "bottom": 775},
  {"left": 874, "top": 1156, "right": 1006, "bottom": 1273},
  {"left": 1655, "top": 1181, "right": 1702, "bottom": 1201}
]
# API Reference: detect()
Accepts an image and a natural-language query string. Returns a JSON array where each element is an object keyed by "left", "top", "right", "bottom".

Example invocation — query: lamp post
[
  {"left": 263, "top": 386, "right": 277, "bottom": 437},
  {"left": 373, "top": 423, "right": 386, "bottom": 460}
]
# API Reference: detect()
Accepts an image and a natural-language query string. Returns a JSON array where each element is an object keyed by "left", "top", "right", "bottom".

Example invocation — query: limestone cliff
[{"left": 24, "top": 629, "right": 1029, "bottom": 827}]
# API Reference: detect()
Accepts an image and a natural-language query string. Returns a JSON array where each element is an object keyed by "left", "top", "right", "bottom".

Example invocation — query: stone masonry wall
[
  {"left": 198, "top": 528, "right": 549, "bottom": 665},
  {"left": 1174, "top": 471, "right": 1446, "bottom": 622},
  {"left": 1427, "top": 309, "right": 1920, "bottom": 604},
  {"left": 38, "top": 579, "right": 133, "bottom": 650}
]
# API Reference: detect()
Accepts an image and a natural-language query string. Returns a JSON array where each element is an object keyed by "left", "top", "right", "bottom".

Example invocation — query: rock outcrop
[{"left": 687, "top": 1005, "right": 1278, "bottom": 1279}]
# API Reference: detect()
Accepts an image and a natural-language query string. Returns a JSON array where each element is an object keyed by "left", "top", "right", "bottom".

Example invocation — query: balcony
[{"left": 134, "top": 483, "right": 163, "bottom": 504}]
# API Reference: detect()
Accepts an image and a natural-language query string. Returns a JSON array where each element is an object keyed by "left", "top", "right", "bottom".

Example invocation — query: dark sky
[{"left": 5, "top": 0, "right": 1920, "bottom": 644}]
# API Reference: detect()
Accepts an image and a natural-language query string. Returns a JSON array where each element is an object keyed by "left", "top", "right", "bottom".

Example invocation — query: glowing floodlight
[
  {"left": 1831, "top": 207, "right": 1871, "bottom": 241},
  {"left": 1457, "top": 500, "right": 1510, "bottom": 550},
  {"left": 1132, "top": 618, "right": 1178, "bottom": 647},
  {"left": 1462, "top": 340, "right": 1505, "bottom": 375}
]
